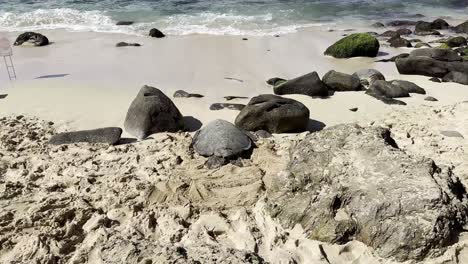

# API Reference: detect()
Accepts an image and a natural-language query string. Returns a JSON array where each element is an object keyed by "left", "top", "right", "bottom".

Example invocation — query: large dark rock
[
  {"left": 124, "top": 85, "right": 184, "bottom": 139},
  {"left": 380, "top": 30, "right": 400, "bottom": 38},
  {"left": 415, "top": 20, "right": 445, "bottom": 35},
  {"left": 324, "top": 33, "right": 380, "bottom": 58},
  {"left": 366, "top": 80, "right": 410, "bottom": 98},
  {"left": 273, "top": 72, "right": 328, "bottom": 97},
  {"left": 235, "top": 94, "right": 310, "bottom": 133},
  {"left": 14, "top": 32, "right": 49, "bottom": 47},
  {"left": 396, "top": 28, "right": 412, "bottom": 35},
  {"left": 390, "top": 80, "right": 426, "bottom": 94},
  {"left": 322, "top": 70, "right": 362, "bottom": 91},
  {"left": 454, "top": 21, "right": 468, "bottom": 34},
  {"left": 149, "top": 28, "right": 165, "bottom": 38},
  {"left": 388, "top": 36, "right": 412, "bottom": 48},
  {"left": 352, "top": 69, "right": 385, "bottom": 86},
  {"left": 267, "top": 124, "right": 468, "bottom": 261},
  {"left": 446, "top": 36, "right": 467, "bottom": 48},
  {"left": 396, "top": 56, "right": 468, "bottom": 78},
  {"left": 442, "top": 71, "right": 468, "bottom": 85},
  {"left": 192, "top": 119, "right": 252, "bottom": 159},
  {"left": 432, "top": 18, "right": 450, "bottom": 29},
  {"left": 48, "top": 127, "right": 122, "bottom": 145},
  {"left": 410, "top": 48, "right": 463, "bottom": 62}
]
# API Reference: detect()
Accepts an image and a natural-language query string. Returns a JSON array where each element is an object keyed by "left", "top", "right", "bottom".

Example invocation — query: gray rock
[
  {"left": 14, "top": 32, "right": 49, "bottom": 47},
  {"left": 432, "top": 18, "right": 450, "bottom": 29},
  {"left": 209, "top": 103, "right": 245, "bottom": 111},
  {"left": 442, "top": 71, "right": 468, "bottom": 85},
  {"left": 371, "top": 22, "right": 385, "bottom": 28},
  {"left": 415, "top": 42, "right": 431, "bottom": 48},
  {"left": 441, "top": 130, "right": 464, "bottom": 138},
  {"left": 396, "top": 28, "right": 412, "bottom": 35},
  {"left": 395, "top": 56, "right": 468, "bottom": 78},
  {"left": 454, "top": 21, "right": 468, "bottom": 34},
  {"left": 192, "top": 119, "right": 252, "bottom": 158},
  {"left": 235, "top": 94, "right": 310, "bottom": 133},
  {"left": 366, "top": 80, "right": 410, "bottom": 98},
  {"left": 267, "top": 124, "right": 468, "bottom": 261},
  {"left": 124, "top": 85, "right": 184, "bottom": 139},
  {"left": 349, "top": 107, "right": 358, "bottom": 112},
  {"left": 173, "top": 90, "right": 204, "bottom": 98},
  {"left": 376, "top": 53, "right": 409, "bottom": 63},
  {"left": 410, "top": 48, "right": 463, "bottom": 62},
  {"left": 388, "top": 36, "right": 412, "bottom": 48},
  {"left": 446, "top": 36, "right": 467, "bottom": 48},
  {"left": 254, "top": 130, "right": 273, "bottom": 139},
  {"left": 266, "top": 77, "right": 286, "bottom": 86},
  {"left": 430, "top": 77, "right": 442, "bottom": 83},
  {"left": 116, "top": 42, "right": 141, "bottom": 47},
  {"left": 224, "top": 96, "right": 248, "bottom": 101},
  {"left": 390, "top": 80, "right": 426, "bottom": 94},
  {"left": 415, "top": 21, "right": 438, "bottom": 35},
  {"left": 387, "top": 20, "right": 418, "bottom": 26},
  {"left": 149, "top": 28, "right": 165, "bottom": 38},
  {"left": 352, "top": 69, "right": 385, "bottom": 86},
  {"left": 48, "top": 127, "right": 122, "bottom": 145},
  {"left": 116, "top": 21, "right": 134, "bottom": 26},
  {"left": 322, "top": 70, "right": 362, "bottom": 91},
  {"left": 380, "top": 30, "right": 399, "bottom": 38},
  {"left": 424, "top": 96, "right": 438, "bottom": 101},
  {"left": 273, "top": 72, "right": 328, "bottom": 97}
]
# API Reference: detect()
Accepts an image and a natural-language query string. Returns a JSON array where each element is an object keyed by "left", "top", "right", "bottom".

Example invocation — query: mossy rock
[
  {"left": 274, "top": 79, "right": 287, "bottom": 87},
  {"left": 324, "top": 33, "right": 380, "bottom": 58},
  {"left": 438, "top": 43, "right": 451, "bottom": 50}
]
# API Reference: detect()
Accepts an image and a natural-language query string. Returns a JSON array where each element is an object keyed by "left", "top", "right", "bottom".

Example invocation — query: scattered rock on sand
[
  {"left": 322, "top": 70, "right": 362, "bottom": 91},
  {"left": 390, "top": 80, "right": 426, "bottom": 94},
  {"left": 367, "top": 80, "right": 410, "bottom": 98},
  {"left": 371, "top": 22, "right": 385, "bottom": 28},
  {"left": 349, "top": 107, "right": 358, "bottom": 112},
  {"left": 235, "top": 94, "right": 310, "bottom": 133},
  {"left": 388, "top": 36, "right": 412, "bottom": 48},
  {"left": 266, "top": 77, "right": 286, "bottom": 86},
  {"left": 124, "top": 85, "right": 184, "bottom": 139},
  {"left": 149, "top": 28, "right": 165, "bottom": 38},
  {"left": 430, "top": 77, "right": 442, "bottom": 82},
  {"left": 411, "top": 48, "right": 463, "bottom": 62},
  {"left": 352, "top": 69, "right": 385, "bottom": 86},
  {"left": 324, "top": 33, "right": 380, "bottom": 58},
  {"left": 395, "top": 56, "right": 468, "bottom": 78},
  {"left": 173, "top": 90, "right": 204, "bottom": 98},
  {"left": 116, "top": 21, "right": 134, "bottom": 25},
  {"left": 209, "top": 103, "right": 245, "bottom": 111},
  {"left": 273, "top": 72, "right": 328, "bottom": 97},
  {"left": 446, "top": 36, "right": 467, "bottom": 48},
  {"left": 116, "top": 42, "right": 141, "bottom": 47},
  {"left": 425, "top": 96, "right": 438, "bottom": 101},
  {"left": 267, "top": 124, "right": 468, "bottom": 261},
  {"left": 49, "top": 127, "right": 122, "bottom": 145},
  {"left": 442, "top": 71, "right": 468, "bottom": 85},
  {"left": 380, "top": 30, "right": 400, "bottom": 38},
  {"left": 192, "top": 119, "right": 252, "bottom": 159},
  {"left": 14, "top": 32, "right": 49, "bottom": 47},
  {"left": 224, "top": 96, "right": 248, "bottom": 101},
  {"left": 396, "top": 28, "right": 412, "bottom": 35}
]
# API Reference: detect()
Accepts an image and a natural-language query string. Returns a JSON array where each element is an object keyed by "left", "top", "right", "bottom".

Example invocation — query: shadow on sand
[{"left": 35, "top": 74, "right": 69, "bottom": 79}]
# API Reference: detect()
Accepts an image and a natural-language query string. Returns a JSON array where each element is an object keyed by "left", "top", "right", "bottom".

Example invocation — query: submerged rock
[
  {"left": 273, "top": 72, "right": 328, "bottom": 97},
  {"left": 235, "top": 94, "right": 310, "bottom": 133},
  {"left": 124, "top": 85, "right": 184, "bottom": 139},
  {"left": 14, "top": 32, "right": 49, "bottom": 47},
  {"left": 48, "top": 127, "right": 122, "bottom": 145},
  {"left": 267, "top": 124, "right": 468, "bottom": 261},
  {"left": 324, "top": 33, "right": 380, "bottom": 58}
]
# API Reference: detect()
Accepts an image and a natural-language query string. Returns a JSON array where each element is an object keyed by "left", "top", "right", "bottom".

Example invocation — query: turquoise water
[{"left": 0, "top": 0, "right": 466, "bottom": 35}]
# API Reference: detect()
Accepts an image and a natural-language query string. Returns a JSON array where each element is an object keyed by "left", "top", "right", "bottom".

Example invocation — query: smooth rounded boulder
[
  {"left": 273, "top": 72, "right": 328, "bottom": 97},
  {"left": 388, "top": 36, "right": 412, "bottom": 48},
  {"left": 390, "top": 80, "right": 426, "bottom": 94},
  {"left": 48, "top": 127, "right": 122, "bottom": 145},
  {"left": 410, "top": 48, "right": 463, "bottom": 62},
  {"left": 324, "top": 33, "right": 380, "bottom": 58},
  {"left": 124, "top": 85, "right": 184, "bottom": 139},
  {"left": 235, "top": 94, "right": 310, "bottom": 133},
  {"left": 454, "top": 21, "right": 468, "bottom": 34},
  {"left": 322, "top": 70, "right": 362, "bottom": 91},
  {"left": 367, "top": 80, "right": 410, "bottom": 98},
  {"left": 352, "top": 69, "right": 385, "bottom": 86},
  {"left": 192, "top": 119, "right": 252, "bottom": 159},
  {"left": 149, "top": 28, "right": 165, "bottom": 38},
  {"left": 14, "top": 32, "right": 49, "bottom": 47},
  {"left": 442, "top": 71, "right": 468, "bottom": 85}
]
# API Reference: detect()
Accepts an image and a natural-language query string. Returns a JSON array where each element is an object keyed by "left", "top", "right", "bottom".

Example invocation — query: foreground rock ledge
[{"left": 266, "top": 124, "right": 468, "bottom": 262}]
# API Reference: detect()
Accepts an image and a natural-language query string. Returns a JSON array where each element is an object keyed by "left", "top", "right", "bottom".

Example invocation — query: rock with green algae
[
  {"left": 438, "top": 43, "right": 452, "bottom": 50},
  {"left": 324, "top": 33, "right": 380, "bottom": 58}
]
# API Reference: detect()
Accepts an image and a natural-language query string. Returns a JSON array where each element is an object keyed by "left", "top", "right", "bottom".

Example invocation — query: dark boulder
[
  {"left": 424, "top": 96, "right": 438, "bottom": 101},
  {"left": 14, "top": 32, "right": 49, "bottom": 47},
  {"left": 209, "top": 103, "right": 245, "bottom": 111},
  {"left": 235, "top": 94, "right": 310, "bottom": 133},
  {"left": 192, "top": 119, "right": 252, "bottom": 159},
  {"left": 410, "top": 48, "right": 463, "bottom": 62},
  {"left": 224, "top": 96, "right": 248, "bottom": 101},
  {"left": 116, "top": 42, "right": 141, "bottom": 47},
  {"left": 376, "top": 53, "right": 409, "bottom": 62},
  {"left": 415, "top": 21, "right": 433, "bottom": 35},
  {"left": 390, "top": 80, "right": 426, "bottom": 94},
  {"left": 387, "top": 20, "right": 418, "bottom": 26},
  {"left": 266, "top": 77, "right": 286, "bottom": 86},
  {"left": 173, "top": 90, "right": 204, "bottom": 98},
  {"left": 124, "top": 85, "right": 184, "bottom": 139},
  {"left": 352, "top": 69, "right": 385, "bottom": 86},
  {"left": 431, "top": 18, "right": 450, "bottom": 29},
  {"left": 442, "top": 71, "right": 468, "bottom": 85},
  {"left": 322, "top": 70, "right": 362, "bottom": 91},
  {"left": 388, "top": 36, "right": 412, "bottom": 48},
  {"left": 454, "top": 21, "right": 468, "bottom": 34},
  {"left": 371, "top": 22, "right": 385, "bottom": 28},
  {"left": 396, "top": 57, "right": 449, "bottom": 78},
  {"left": 380, "top": 30, "right": 400, "bottom": 38},
  {"left": 396, "top": 28, "right": 412, "bottom": 35},
  {"left": 49, "top": 127, "right": 122, "bottom": 145},
  {"left": 149, "top": 28, "right": 165, "bottom": 38},
  {"left": 273, "top": 72, "right": 328, "bottom": 97},
  {"left": 430, "top": 77, "right": 442, "bottom": 83},
  {"left": 366, "top": 80, "right": 410, "bottom": 98},
  {"left": 446, "top": 36, "right": 467, "bottom": 48},
  {"left": 116, "top": 21, "right": 134, "bottom": 26},
  {"left": 324, "top": 33, "right": 380, "bottom": 58}
]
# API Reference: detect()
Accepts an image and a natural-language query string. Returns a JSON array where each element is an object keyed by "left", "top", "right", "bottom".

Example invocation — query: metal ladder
[{"left": 3, "top": 55, "right": 16, "bottom": 81}]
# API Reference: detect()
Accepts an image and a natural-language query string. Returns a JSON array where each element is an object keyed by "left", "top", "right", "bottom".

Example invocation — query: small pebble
[
  {"left": 349, "top": 107, "right": 358, "bottom": 112},
  {"left": 424, "top": 96, "right": 438, "bottom": 102}
]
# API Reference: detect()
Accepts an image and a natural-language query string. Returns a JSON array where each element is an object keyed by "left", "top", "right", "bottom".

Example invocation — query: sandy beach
[{"left": 1, "top": 13, "right": 468, "bottom": 264}]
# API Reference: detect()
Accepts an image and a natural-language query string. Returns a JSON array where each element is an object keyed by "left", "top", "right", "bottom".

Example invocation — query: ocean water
[{"left": 0, "top": 0, "right": 466, "bottom": 36}]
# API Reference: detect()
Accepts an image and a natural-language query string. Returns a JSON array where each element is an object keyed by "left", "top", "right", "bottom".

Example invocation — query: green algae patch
[{"left": 324, "top": 33, "right": 380, "bottom": 58}]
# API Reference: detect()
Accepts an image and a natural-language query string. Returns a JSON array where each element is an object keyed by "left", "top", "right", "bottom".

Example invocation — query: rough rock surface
[
  {"left": 48, "top": 127, "right": 122, "bottom": 145},
  {"left": 235, "top": 94, "right": 310, "bottom": 133},
  {"left": 149, "top": 28, "right": 165, "bottom": 38},
  {"left": 324, "top": 33, "right": 380, "bottom": 58},
  {"left": 266, "top": 124, "right": 468, "bottom": 262},
  {"left": 124, "top": 85, "right": 184, "bottom": 139},
  {"left": 273, "top": 72, "right": 328, "bottom": 97},
  {"left": 322, "top": 70, "right": 362, "bottom": 91}
]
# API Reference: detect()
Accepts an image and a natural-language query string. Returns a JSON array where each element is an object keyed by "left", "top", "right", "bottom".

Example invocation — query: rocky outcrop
[
  {"left": 48, "top": 127, "right": 122, "bottom": 145},
  {"left": 273, "top": 72, "right": 328, "bottom": 97},
  {"left": 14, "top": 32, "right": 49, "bottom": 47},
  {"left": 267, "top": 124, "right": 468, "bottom": 262},
  {"left": 324, "top": 33, "right": 380, "bottom": 58},
  {"left": 235, "top": 94, "right": 310, "bottom": 133},
  {"left": 124, "top": 85, "right": 184, "bottom": 139},
  {"left": 322, "top": 70, "right": 362, "bottom": 91}
]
